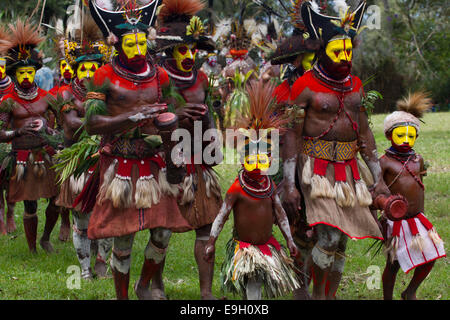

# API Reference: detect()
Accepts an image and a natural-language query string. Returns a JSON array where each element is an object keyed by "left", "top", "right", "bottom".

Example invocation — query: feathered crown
[
  {"left": 236, "top": 80, "right": 288, "bottom": 157},
  {"left": 301, "top": 0, "right": 367, "bottom": 44},
  {"left": 0, "top": 19, "right": 45, "bottom": 75},
  {"left": 89, "top": 0, "right": 161, "bottom": 43},
  {"left": 0, "top": 26, "right": 13, "bottom": 57},
  {"left": 63, "top": 15, "right": 113, "bottom": 68},
  {"left": 155, "top": 0, "right": 215, "bottom": 52},
  {"left": 383, "top": 91, "right": 433, "bottom": 135}
]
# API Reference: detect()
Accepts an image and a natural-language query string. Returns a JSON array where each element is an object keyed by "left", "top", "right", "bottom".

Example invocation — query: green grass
[{"left": 0, "top": 112, "right": 448, "bottom": 300}]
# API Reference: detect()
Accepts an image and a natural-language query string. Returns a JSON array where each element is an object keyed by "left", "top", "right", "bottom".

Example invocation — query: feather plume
[
  {"left": 3, "top": 19, "right": 44, "bottom": 53},
  {"left": 235, "top": 80, "right": 289, "bottom": 132},
  {"left": 332, "top": 0, "right": 349, "bottom": 17},
  {"left": 158, "top": 0, "right": 205, "bottom": 22},
  {"left": 396, "top": 91, "right": 433, "bottom": 119},
  {"left": 0, "top": 26, "right": 12, "bottom": 55}
]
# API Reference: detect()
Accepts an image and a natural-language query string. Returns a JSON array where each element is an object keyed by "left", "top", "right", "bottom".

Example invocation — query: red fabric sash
[
  {"left": 238, "top": 236, "right": 281, "bottom": 257},
  {"left": 114, "top": 154, "right": 166, "bottom": 180},
  {"left": 391, "top": 213, "right": 433, "bottom": 238},
  {"left": 313, "top": 157, "right": 360, "bottom": 182},
  {"left": 16, "top": 150, "right": 31, "bottom": 164}
]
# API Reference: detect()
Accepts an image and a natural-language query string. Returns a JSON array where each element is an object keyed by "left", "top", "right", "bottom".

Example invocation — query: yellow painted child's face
[
  {"left": 16, "top": 66, "right": 36, "bottom": 86},
  {"left": 76, "top": 61, "right": 99, "bottom": 80},
  {"left": 325, "top": 38, "right": 353, "bottom": 63},
  {"left": 243, "top": 153, "right": 270, "bottom": 172},
  {"left": 392, "top": 125, "right": 417, "bottom": 147},
  {"left": 301, "top": 52, "right": 315, "bottom": 71},
  {"left": 0, "top": 58, "right": 6, "bottom": 80},
  {"left": 59, "top": 59, "right": 74, "bottom": 80},
  {"left": 121, "top": 32, "right": 148, "bottom": 60},
  {"left": 173, "top": 43, "right": 197, "bottom": 72}
]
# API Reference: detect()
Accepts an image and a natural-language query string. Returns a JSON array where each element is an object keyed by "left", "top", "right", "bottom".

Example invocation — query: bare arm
[
  {"left": 358, "top": 106, "right": 391, "bottom": 198},
  {"left": 273, "top": 194, "right": 298, "bottom": 257},
  {"left": 204, "top": 192, "right": 237, "bottom": 262}
]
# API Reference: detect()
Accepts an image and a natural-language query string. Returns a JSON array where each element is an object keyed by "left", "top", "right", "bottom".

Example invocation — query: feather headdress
[
  {"left": 2, "top": 19, "right": 45, "bottom": 74},
  {"left": 236, "top": 80, "right": 288, "bottom": 156},
  {"left": 155, "top": 0, "right": 214, "bottom": 52},
  {"left": 383, "top": 91, "right": 433, "bottom": 135}
]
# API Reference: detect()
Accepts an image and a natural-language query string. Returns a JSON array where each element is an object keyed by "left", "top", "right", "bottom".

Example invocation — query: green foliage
[{"left": 223, "top": 69, "right": 254, "bottom": 128}]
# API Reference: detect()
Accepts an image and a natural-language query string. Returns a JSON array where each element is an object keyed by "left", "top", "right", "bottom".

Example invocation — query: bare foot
[
  {"left": 6, "top": 215, "right": 16, "bottom": 233},
  {"left": 94, "top": 260, "right": 111, "bottom": 279},
  {"left": 0, "top": 220, "right": 6, "bottom": 235},
  {"left": 40, "top": 238, "right": 56, "bottom": 253},
  {"left": 134, "top": 282, "right": 153, "bottom": 300},
  {"left": 293, "top": 287, "right": 311, "bottom": 300},
  {"left": 201, "top": 293, "right": 217, "bottom": 300},
  {"left": 401, "top": 290, "right": 417, "bottom": 300},
  {"left": 58, "top": 224, "right": 70, "bottom": 242},
  {"left": 151, "top": 288, "right": 168, "bottom": 300}
]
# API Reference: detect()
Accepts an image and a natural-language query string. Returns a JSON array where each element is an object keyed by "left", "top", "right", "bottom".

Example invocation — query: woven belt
[
  {"left": 110, "top": 137, "right": 157, "bottom": 159},
  {"left": 303, "top": 138, "right": 358, "bottom": 162}
]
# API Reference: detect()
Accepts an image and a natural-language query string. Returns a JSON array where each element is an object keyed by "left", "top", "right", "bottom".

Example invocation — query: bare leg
[
  {"left": 382, "top": 259, "right": 400, "bottom": 300},
  {"left": 401, "top": 261, "right": 435, "bottom": 300},
  {"left": 0, "top": 202, "right": 5, "bottom": 235},
  {"left": 292, "top": 250, "right": 312, "bottom": 300},
  {"left": 40, "top": 197, "right": 60, "bottom": 253},
  {"left": 95, "top": 237, "right": 113, "bottom": 278},
  {"left": 135, "top": 227, "right": 171, "bottom": 300},
  {"left": 72, "top": 211, "right": 93, "bottom": 279},
  {"left": 150, "top": 257, "right": 167, "bottom": 300},
  {"left": 111, "top": 234, "right": 134, "bottom": 300},
  {"left": 6, "top": 201, "right": 16, "bottom": 233},
  {"left": 23, "top": 201, "right": 38, "bottom": 253},
  {"left": 245, "top": 276, "right": 262, "bottom": 300},
  {"left": 58, "top": 207, "right": 71, "bottom": 242},
  {"left": 195, "top": 225, "right": 216, "bottom": 300},
  {"left": 310, "top": 225, "right": 342, "bottom": 300},
  {"left": 325, "top": 236, "right": 348, "bottom": 300}
]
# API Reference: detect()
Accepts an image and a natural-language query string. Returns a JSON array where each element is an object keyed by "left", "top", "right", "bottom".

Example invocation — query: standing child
[
  {"left": 380, "top": 92, "right": 446, "bottom": 300},
  {"left": 204, "top": 80, "right": 300, "bottom": 300}
]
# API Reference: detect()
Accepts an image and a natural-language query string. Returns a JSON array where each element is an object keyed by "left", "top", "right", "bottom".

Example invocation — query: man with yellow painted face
[
  {"left": 283, "top": 1, "right": 391, "bottom": 300},
  {"left": 88, "top": 0, "right": 190, "bottom": 300},
  {"left": 0, "top": 28, "right": 17, "bottom": 236},
  {"left": 53, "top": 15, "right": 113, "bottom": 279},
  {"left": 380, "top": 92, "right": 445, "bottom": 300},
  {"left": 153, "top": 0, "right": 222, "bottom": 300},
  {"left": 0, "top": 19, "right": 61, "bottom": 254}
]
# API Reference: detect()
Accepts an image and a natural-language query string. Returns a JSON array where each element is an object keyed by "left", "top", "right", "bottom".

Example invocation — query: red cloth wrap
[
  {"left": 16, "top": 150, "right": 31, "bottom": 164},
  {"left": 238, "top": 236, "right": 281, "bottom": 257},
  {"left": 313, "top": 157, "right": 360, "bottom": 182}
]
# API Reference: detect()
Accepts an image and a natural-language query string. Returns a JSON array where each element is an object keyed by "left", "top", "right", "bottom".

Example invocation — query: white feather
[
  {"left": 96, "top": 0, "right": 115, "bottom": 11},
  {"left": 310, "top": 0, "right": 320, "bottom": 13},
  {"left": 333, "top": 0, "right": 349, "bottom": 16},
  {"left": 212, "top": 18, "right": 231, "bottom": 42}
]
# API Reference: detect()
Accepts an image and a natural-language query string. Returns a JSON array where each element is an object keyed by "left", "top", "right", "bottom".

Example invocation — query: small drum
[
  {"left": 374, "top": 194, "right": 408, "bottom": 221},
  {"left": 154, "top": 112, "right": 178, "bottom": 131}
]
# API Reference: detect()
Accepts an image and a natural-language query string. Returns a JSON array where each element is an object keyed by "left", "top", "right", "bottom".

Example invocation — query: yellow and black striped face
[{"left": 243, "top": 153, "right": 270, "bottom": 172}]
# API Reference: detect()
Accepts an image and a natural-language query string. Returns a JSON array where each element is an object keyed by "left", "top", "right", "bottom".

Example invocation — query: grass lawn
[{"left": 0, "top": 112, "right": 448, "bottom": 300}]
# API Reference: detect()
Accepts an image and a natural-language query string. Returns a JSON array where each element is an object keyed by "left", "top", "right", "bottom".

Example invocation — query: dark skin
[
  {"left": 204, "top": 177, "right": 298, "bottom": 262},
  {"left": 281, "top": 50, "right": 391, "bottom": 300},
  {"left": 380, "top": 140, "right": 433, "bottom": 300},
  {"left": 152, "top": 55, "right": 218, "bottom": 300},
  {"left": 0, "top": 80, "right": 60, "bottom": 253}
]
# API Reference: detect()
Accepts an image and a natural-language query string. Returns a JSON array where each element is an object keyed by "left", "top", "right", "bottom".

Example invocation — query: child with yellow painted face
[{"left": 379, "top": 92, "right": 445, "bottom": 300}]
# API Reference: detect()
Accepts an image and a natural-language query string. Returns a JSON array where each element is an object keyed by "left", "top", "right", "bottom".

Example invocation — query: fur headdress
[
  {"left": 383, "top": 91, "right": 433, "bottom": 135},
  {"left": 1, "top": 19, "right": 45, "bottom": 75},
  {"left": 155, "top": 0, "right": 215, "bottom": 52}
]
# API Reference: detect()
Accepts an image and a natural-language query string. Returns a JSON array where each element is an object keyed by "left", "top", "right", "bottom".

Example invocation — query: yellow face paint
[
  {"left": 244, "top": 154, "right": 270, "bottom": 172},
  {"left": 325, "top": 38, "right": 353, "bottom": 63},
  {"left": 173, "top": 43, "right": 197, "bottom": 72},
  {"left": 121, "top": 32, "right": 148, "bottom": 60},
  {"left": 392, "top": 125, "right": 417, "bottom": 147},
  {"left": 16, "top": 66, "right": 36, "bottom": 86},
  {"left": 301, "top": 52, "right": 315, "bottom": 71},
  {"left": 0, "top": 58, "right": 6, "bottom": 80},
  {"left": 76, "top": 61, "right": 100, "bottom": 80},
  {"left": 59, "top": 59, "right": 74, "bottom": 80}
]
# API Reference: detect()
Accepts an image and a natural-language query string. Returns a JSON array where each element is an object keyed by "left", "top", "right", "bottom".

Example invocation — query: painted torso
[
  {"left": 380, "top": 152, "right": 425, "bottom": 217},
  {"left": 290, "top": 70, "right": 364, "bottom": 142},
  {"left": 94, "top": 62, "right": 169, "bottom": 136},
  {"left": 227, "top": 178, "right": 275, "bottom": 245},
  {"left": 58, "top": 84, "right": 86, "bottom": 144}
]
